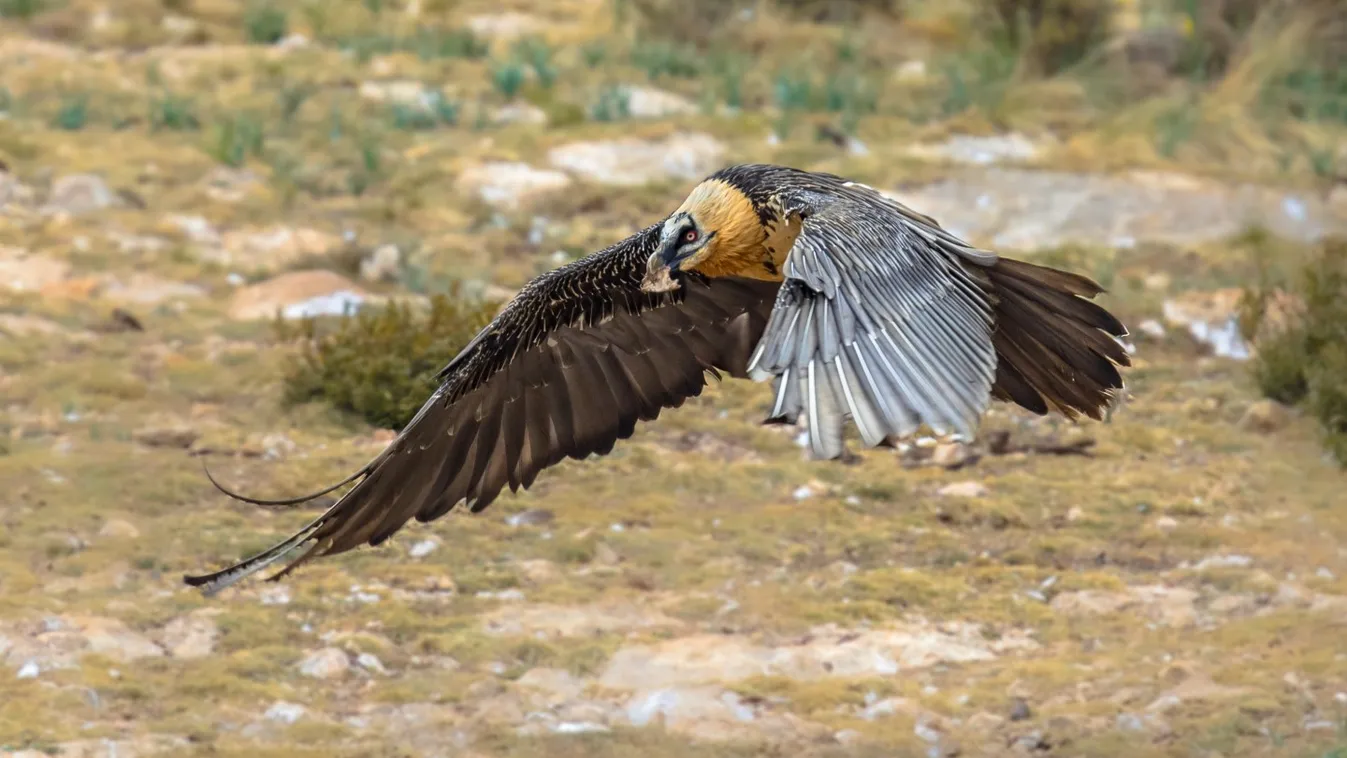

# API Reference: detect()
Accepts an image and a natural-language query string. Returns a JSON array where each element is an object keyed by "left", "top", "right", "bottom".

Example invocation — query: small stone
[
  {"left": 1116, "top": 713, "right": 1145, "bottom": 732},
  {"left": 1137, "top": 319, "right": 1167, "bottom": 338},
  {"left": 43, "top": 174, "right": 118, "bottom": 215},
  {"left": 457, "top": 162, "right": 573, "bottom": 211},
  {"left": 792, "top": 485, "right": 814, "bottom": 501},
  {"left": 1239, "top": 399, "right": 1292, "bottom": 434},
  {"left": 895, "top": 60, "right": 928, "bottom": 81},
  {"left": 834, "top": 728, "right": 863, "bottom": 745},
  {"left": 594, "top": 542, "right": 621, "bottom": 566},
  {"left": 160, "top": 611, "right": 219, "bottom": 659},
  {"left": 1009, "top": 697, "right": 1032, "bottom": 721},
  {"left": 1195, "top": 554, "right": 1253, "bottom": 571},
  {"left": 1066, "top": 506, "right": 1084, "bottom": 522},
  {"left": 260, "top": 585, "right": 292, "bottom": 606},
  {"left": 622, "top": 86, "right": 697, "bottom": 119},
  {"left": 1154, "top": 516, "right": 1179, "bottom": 531},
  {"left": 265, "top": 701, "right": 307, "bottom": 724},
  {"left": 359, "top": 244, "right": 401, "bottom": 283},
  {"left": 938, "top": 481, "right": 987, "bottom": 498},
  {"left": 16, "top": 660, "right": 39, "bottom": 679},
  {"left": 228, "top": 270, "right": 371, "bottom": 321},
  {"left": 506, "top": 509, "right": 555, "bottom": 527},
  {"left": 493, "top": 102, "right": 548, "bottom": 126},
  {"left": 98, "top": 519, "right": 140, "bottom": 540},
  {"left": 357, "top": 652, "right": 388, "bottom": 675},
  {"left": 409, "top": 538, "right": 440, "bottom": 558},
  {"left": 932, "top": 442, "right": 972, "bottom": 469},
  {"left": 299, "top": 647, "right": 350, "bottom": 679},
  {"left": 914, "top": 721, "right": 941, "bottom": 743},
  {"left": 518, "top": 559, "right": 559, "bottom": 584}
]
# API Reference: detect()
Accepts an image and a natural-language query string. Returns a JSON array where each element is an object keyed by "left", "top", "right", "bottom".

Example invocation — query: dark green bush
[
  {"left": 276, "top": 289, "right": 501, "bottom": 430},
  {"left": 1243, "top": 237, "right": 1347, "bottom": 465}
]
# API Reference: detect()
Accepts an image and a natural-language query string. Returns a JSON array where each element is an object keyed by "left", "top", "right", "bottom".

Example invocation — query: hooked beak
[{"left": 640, "top": 250, "right": 681, "bottom": 293}]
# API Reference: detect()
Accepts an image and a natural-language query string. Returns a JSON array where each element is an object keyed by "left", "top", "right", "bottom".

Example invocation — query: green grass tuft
[{"left": 244, "top": 2, "right": 289, "bottom": 45}]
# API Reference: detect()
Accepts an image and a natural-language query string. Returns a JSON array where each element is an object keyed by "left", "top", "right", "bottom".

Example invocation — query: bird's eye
[{"left": 683, "top": 229, "right": 699, "bottom": 243}]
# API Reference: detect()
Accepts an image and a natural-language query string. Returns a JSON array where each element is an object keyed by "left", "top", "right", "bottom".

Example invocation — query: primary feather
[{"left": 185, "top": 163, "right": 1129, "bottom": 594}]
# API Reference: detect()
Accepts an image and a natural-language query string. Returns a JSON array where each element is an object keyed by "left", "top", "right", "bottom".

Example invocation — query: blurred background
[{"left": 1, "top": 0, "right": 1346, "bottom": 756}]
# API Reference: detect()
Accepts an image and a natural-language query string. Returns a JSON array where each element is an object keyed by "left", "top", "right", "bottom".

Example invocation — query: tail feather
[{"left": 986, "top": 257, "right": 1130, "bottom": 421}]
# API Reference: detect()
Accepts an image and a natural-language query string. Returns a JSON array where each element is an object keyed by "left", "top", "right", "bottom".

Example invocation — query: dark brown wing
[{"left": 185, "top": 224, "right": 779, "bottom": 594}]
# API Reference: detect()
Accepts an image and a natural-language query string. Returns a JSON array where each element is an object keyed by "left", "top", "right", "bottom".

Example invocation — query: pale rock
[
  {"left": 201, "top": 166, "right": 263, "bottom": 204},
  {"left": 258, "top": 587, "right": 290, "bottom": 605},
  {"left": 861, "top": 696, "right": 918, "bottom": 721},
  {"left": 359, "top": 79, "right": 435, "bottom": 107},
  {"left": 217, "top": 225, "right": 340, "bottom": 271},
  {"left": 457, "top": 162, "right": 572, "bottom": 210},
  {"left": 622, "top": 86, "right": 697, "bottom": 119},
  {"left": 467, "top": 12, "right": 544, "bottom": 39},
  {"left": 1154, "top": 516, "right": 1179, "bottom": 531},
  {"left": 299, "top": 647, "right": 350, "bottom": 679},
  {"left": 483, "top": 602, "right": 682, "bottom": 638},
  {"left": 357, "top": 652, "right": 389, "bottom": 675},
  {"left": 359, "top": 243, "right": 401, "bottom": 282},
  {"left": 548, "top": 133, "right": 725, "bottom": 187},
  {"left": 1137, "top": 319, "right": 1167, "bottom": 338},
  {"left": 505, "top": 508, "right": 555, "bottom": 527},
  {"left": 159, "top": 610, "right": 220, "bottom": 659},
  {"left": 932, "top": 442, "right": 972, "bottom": 468},
  {"left": 493, "top": 102, "right": 548, "bottom": 126},
  {"left": 167, "top": 214, "right": 222, "bottom": 246},
  {"left": 97, "top": 519, "right": 140, "bottom": 540},
  {"left": 907, "top": 133, "right": 1043, "bottom": 165},
  {"left": 623, "top": 686, "right": 822, "bottom": 743},
  {"left": 594, "top": 541, "right": 621, "bottom": 566},
  {"left": 266, "top": 701, "right": 307, "bottom": 724},
  {"left": 1050, "top": 585, "right": 1197, "bottom": 627},
  {"left": 0, "top": 171, "right": 37, "bottom": 209},
  {"left": 599, "top": 622, "right": 1036, "bottom": 690},
  {"left": 1050, "top": 589, "right": 1136, "bottom": 616},
  {"left": 938, "top": 481, "right": 987, "bottom": 498},
  {"left": 1239, "top": 399, "right": 1292, "bottom": 433},
  {"left": 895, "top": 60, "right": 928, "bottom": 81},
  {"left": 0, "top": 247, "right": 70, "bottom": 292},
  {"left": 227, "top": 270, "right": 370, "bottom": 321},
  {"left": 1145, "top": 674, "right": 1250, "bottom": 713},
  {"left": 101, "top": 273, "right": 205, "bottom": 305},
  {"left": 1195, "top": 554, "right": 1253, "bottom": 571},
  {"left": 1161, "top": 289, "right": 1253, "bottom": 360},
  {"left": 0, "top": 314, "right": 90, "bottom": 340},
  {"left": 517, "top": 667, "right": 585, "bottom": 705},
  {"left": 409, "top": 538, "right": 440, "bottom": 559},
  {"left": 43, "top": 174, "right": 118, "bottom": 215},
  {"left": 517, "top": 559, "right": 559, "bottom": 584},
  {"left": 884, "top": 169, "right": 1347, "bottom": 253}
]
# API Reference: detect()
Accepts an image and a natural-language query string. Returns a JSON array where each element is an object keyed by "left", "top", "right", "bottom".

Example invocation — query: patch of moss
[
  {"left": 276, "top": 287, "right": 500, "bottom": 430},
  {"left": 1243, "top": 237, "right": 1347, "bottom": 465}
]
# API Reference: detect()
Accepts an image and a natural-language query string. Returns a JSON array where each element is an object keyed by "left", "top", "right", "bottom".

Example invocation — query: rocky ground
[{"left": 3, "top": 1, "right": 1347, "bottom": 756}]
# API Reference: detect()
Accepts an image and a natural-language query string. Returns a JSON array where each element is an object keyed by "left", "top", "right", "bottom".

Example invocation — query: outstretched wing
[
  {"left": 186, "top": 223, "right": 780, "bottom": 594},
  {"left": 747, "top": 178, "right": 1001, "bottom": 459}
]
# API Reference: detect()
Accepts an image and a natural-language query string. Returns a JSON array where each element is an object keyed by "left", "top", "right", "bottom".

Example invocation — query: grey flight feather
[{"left": 746, "top": 176, "right": 999, "bottom": 459}]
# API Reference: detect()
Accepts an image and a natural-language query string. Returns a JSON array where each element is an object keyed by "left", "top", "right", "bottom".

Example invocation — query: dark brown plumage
[{"left": 186, "top": 163, "right": 1129, "bottom": 594}]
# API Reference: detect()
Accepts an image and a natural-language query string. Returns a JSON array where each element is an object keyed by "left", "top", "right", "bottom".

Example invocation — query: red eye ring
[{"left": 683, "top": 229, "right": 699, "bottom": 242}]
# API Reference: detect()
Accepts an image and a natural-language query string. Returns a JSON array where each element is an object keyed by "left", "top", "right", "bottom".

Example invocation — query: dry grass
[{"left": 0, "top": 0, "right": 1346, "bottom": 756}]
